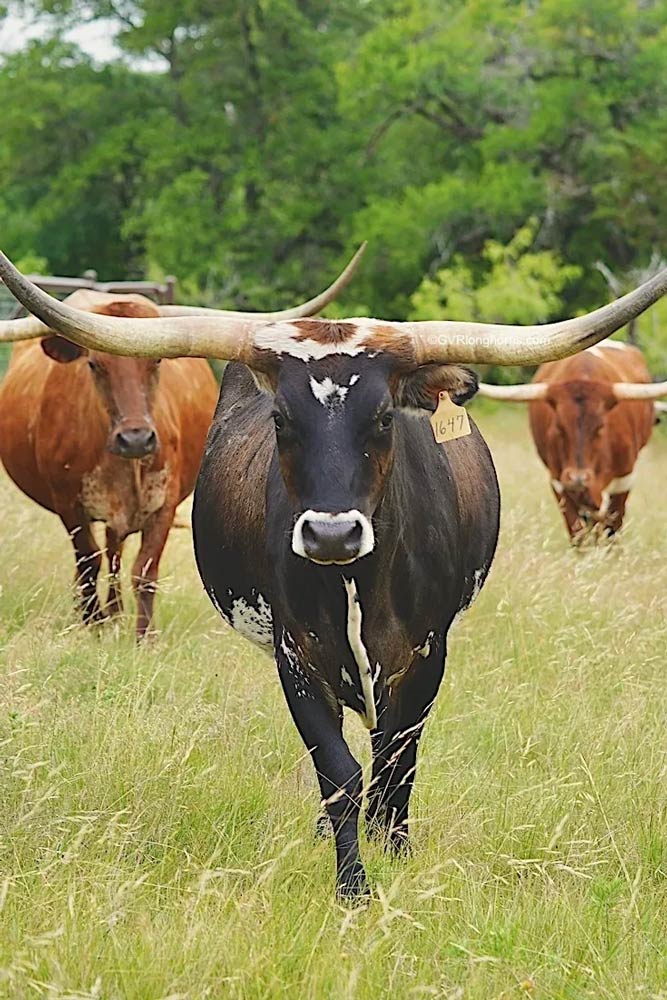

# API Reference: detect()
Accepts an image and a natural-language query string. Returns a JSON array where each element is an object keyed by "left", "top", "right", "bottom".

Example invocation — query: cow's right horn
[
  {"left": 613, "top": 380, "right": 667, "bottom": 401},
  {"left": 477, "top": 382, "right": 548, "bottom": 401},
  {"left": 156, "top": 244, "right": 366, "bottom": 319}
]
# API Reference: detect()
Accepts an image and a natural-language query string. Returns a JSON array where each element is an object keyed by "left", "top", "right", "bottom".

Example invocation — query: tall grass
[{"left": 1, "top": 408, "right": 666, "bottom": 999}]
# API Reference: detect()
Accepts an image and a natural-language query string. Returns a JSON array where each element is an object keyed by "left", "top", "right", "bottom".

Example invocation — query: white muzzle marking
[{"left": 291, "top": 509, "right": 375, "bottom": 563}]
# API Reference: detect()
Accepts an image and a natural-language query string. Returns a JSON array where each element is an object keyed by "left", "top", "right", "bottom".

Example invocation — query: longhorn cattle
[
  {"left": 2, "top": 251, "right": 666, "bottom": 897},
  {"left": 0, "top": 251, "right": 363, "bottom": 637},
  {"left": 479, "top": 340, "right": 667, "bottom": 541}
]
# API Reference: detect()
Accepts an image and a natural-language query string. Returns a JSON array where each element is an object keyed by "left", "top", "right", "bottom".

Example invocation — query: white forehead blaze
[
  {"left": 252, "top": 318, "right": 386, "bottom": 362},
  {"left": 309, "top": 376, "right": 349, "bottom": 406}
]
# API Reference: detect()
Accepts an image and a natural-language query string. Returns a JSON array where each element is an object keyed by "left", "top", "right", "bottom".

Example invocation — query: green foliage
[
  {"left": 410, "top": 219, "right": 581, "bottom": 324},
  {"left": 2, "top": 0, "right": 667, "bottom": 373}
]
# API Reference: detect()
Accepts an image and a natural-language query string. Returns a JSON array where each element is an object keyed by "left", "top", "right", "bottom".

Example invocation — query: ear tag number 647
[{"left": 430, "top": 391, "right": 472, "bottom": 444}]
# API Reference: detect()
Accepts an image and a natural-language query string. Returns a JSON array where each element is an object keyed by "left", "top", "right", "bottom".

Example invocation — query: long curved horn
[
  {"left": 3, "top": 249, "right": 667, "bottom": 366},
  {"left": 613, "top": 380, "right": 667, "bottom": 401},
  {"left": 477, "top": 382, "right": 548, "bottom": 401},
  {"left": 404, "top": 266, "right": 667, "bottom": 364},
  {"left": 0, "top": 316, "right": 46, "bottom": 342},
  {"left": 0, "top": 250, "right": 262, "bottom": 360},
  {"left": 156, "top": 243, "right": 366, "bottom": 319},
  {"left": 0, "top": 289, "right": 161, "bottom": 343}
]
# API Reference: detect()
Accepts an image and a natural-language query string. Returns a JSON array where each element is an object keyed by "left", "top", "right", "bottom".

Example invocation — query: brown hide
[
  {"left": 0, "top": 298, "right": 218, "bottom": 635},
  {"left": 528, "top": 342, "right": 655, "bottom": 539}
]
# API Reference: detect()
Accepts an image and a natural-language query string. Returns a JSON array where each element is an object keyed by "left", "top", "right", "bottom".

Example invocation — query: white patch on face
[
  {"left": 252, "top": 318, "right": 385, "bottom": 362},
  {"left": 309, "top": 376, "right": 349, "bottom": 407},
  {"left": 343, "top": 577, "right": 377, "bottom": 730},
  {"left": 227, "top": 592, "right": 274, "bottom": 648},
  {"left": 291, "top": 509, "right": 375, "bottom": 563},
  {"left": 551, "top": 478, "right": 565, "bottom": 494}
]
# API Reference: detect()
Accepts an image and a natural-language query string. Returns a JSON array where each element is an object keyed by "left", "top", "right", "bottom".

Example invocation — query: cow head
[
  {"left": 267, "top": 340, "right": 477, "bottom": 564},
  {"left": 542, "top": 380, "right": 619, "bottom": 510},
  {"left": 40, "top": 299, "right": 162, "bottom": 460}
]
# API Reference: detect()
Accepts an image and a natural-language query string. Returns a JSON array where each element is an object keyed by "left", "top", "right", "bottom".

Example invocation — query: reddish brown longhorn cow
[
  {"left": 479, "top": 340, "right": 667, "bottom": 541},
  {"left": 0, "top": 249, "right": 364, "bottom": 635}
]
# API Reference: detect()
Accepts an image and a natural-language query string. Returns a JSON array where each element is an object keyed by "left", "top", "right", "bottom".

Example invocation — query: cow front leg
[
  {"left": 131, "top": 506, "right": 174, "bottom": 639},
  {"left": 61, "top": 515, "right": 103, "bottom": 624},
  {"left": 554, "top": 488, "right": 587, "bottom": 544},
  {"left": 105, "top": 528, "right": 124, "bottom": 618},
  {"left": 275, "top": 634, "right": 367, "bottom": 899},
  {"left": 602, "top": 490, "right": 629, "bottom": 537},
  {"left": 366, "top": 633, "right": 446, "bottom": 852}
]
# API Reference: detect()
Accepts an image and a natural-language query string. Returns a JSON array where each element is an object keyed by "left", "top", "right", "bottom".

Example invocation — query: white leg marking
[
  {"left": 343, "top": 577, "right": 377, "bottom": 730},
  {"left": 292, "top": 509, "right": 375, "bottom": 562}
]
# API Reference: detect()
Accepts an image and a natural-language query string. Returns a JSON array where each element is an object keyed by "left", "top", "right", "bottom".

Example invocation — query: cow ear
[
  {"left": 394, "top": 364, "right": 479, "bottom": 412},
  {"left": 41, "top": 336, "right": 87, "bottom": 364}
]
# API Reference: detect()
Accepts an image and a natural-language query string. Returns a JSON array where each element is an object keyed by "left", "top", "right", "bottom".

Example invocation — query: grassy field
[{"left": 1, "top": 406, "right": 666, "bottom": 1000}]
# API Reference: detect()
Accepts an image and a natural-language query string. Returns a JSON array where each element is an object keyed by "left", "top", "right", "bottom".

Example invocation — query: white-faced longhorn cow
[{"left": 2, "top": 250, "right": 666, "bottom": 897}]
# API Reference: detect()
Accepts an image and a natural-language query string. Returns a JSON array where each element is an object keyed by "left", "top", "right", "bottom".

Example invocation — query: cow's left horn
[
  {"left": 613, "top": 381, "right": 667, "bottom": 401},
  {"left": 0, "top": 250, "right": 263, "bottom": 360},
  {"left": 477, "top": 382, "right": 548, "bottom": 401},
  {"left": 156, "top": 244, "right": 366, "bottom": 319},
  {"left": 404, "top": 266, "right": 667, "bottom": 365}
]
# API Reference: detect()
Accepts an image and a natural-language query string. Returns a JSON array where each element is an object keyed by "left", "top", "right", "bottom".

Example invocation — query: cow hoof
[{"left": 336, "top": 864, "right": 370, "bottom": 903}]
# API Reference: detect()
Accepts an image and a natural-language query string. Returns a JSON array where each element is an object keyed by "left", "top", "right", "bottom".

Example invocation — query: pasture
[{"left": 1, "top": 405, "right": 666, "bottom": 1000}]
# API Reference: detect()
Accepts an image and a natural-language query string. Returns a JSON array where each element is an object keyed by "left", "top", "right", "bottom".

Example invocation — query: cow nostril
[
  {"left": 300, "top": 518, "right": 364, "bottom": 564},
  {"left": 114, "top": 427, "right": 158, "bottom": 457}
]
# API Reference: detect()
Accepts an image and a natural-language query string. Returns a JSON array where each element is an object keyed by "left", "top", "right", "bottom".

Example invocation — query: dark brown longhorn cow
[
  {"left": 479, "top": 340, "right": 667, "bottom": 541},
  {"left": 0, "top": 250, "right": 364, "bottom": 636},
  {"left": 1, "top": 251, "right": 666, "bottom": 897}
]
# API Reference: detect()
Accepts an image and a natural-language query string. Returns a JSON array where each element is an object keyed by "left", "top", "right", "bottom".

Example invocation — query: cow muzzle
[
  {"left": 292, "top": 510, "right": 375, "bottom": 565},
  {"left": 110, "top": 425, "right": 159, "bottom": 459},
  {"left": 561, "top": 467, "right": 593, "bottom": 494}
]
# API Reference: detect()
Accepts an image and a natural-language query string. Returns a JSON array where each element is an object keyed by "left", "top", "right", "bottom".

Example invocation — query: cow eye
[
  {"left": 378, "top": 411, "right": 394, "bottom": 431},
  {"left": 273, "top": 411, "right": 286, "bottom": 432},
  {"left": 87, "top": 359, "right": 98, "bottom": 373}
]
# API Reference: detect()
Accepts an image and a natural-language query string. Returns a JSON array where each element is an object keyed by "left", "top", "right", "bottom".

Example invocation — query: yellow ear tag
[{"left": 430, "top": 391, "right": 471, "bottom": 444}]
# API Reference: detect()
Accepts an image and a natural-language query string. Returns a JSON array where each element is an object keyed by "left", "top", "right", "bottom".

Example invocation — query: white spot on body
[
  {"left": 349, "top": 374, "right": 360, "bottom": 386},
  {"left": 465, "top": 567, "right": 487, "bottom": 609},
  {"left": 228, "top": 592, "right": 274, "bottom": 647},
  {"left": 417, "top": 631, "right": 434, "bottom": 658},
  {"left": 343, "top": 577, "right": 377, "bottom": 730},
  {"left": 340, "top": 667, "right": 354, "bottom": 686},
  {"left": 551, "top": 478, "right": 565, "bottom": 494}
]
